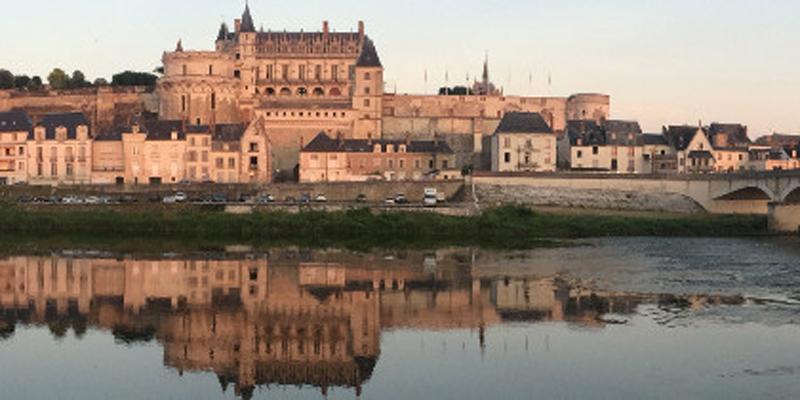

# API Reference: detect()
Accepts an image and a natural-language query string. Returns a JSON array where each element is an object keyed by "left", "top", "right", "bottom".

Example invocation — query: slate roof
[
  {"left": 302, "top": 132, "right": 453, "bottom": 154},
  {"left": 663, "top": 126, "right": 706, "bottom": 151},
  {"left": 688, "top": 150, "right": 714, "bottom": 159},
  {"left": 708, "top": 123, "right": 750, "bottom": 149},
  {"left": 240, "top": 4, "right": 256, "bottom": 33},
  {"left": 565, "top": 120, "right": 604, "bottom": 146},
  {"left": 186, "top": 123, "right": 246, "bottom": 142},
  {"left": 33, "top": 113, "right": 90, "bottom": 140},
  {"left": 603, "top": 120, "right": 643, "bottom": 146},
  {"left": 356, "top": 37, "right": 382, "bottom": 68},
  {"left": 495, "top": 112, "right": 553, "bottom": 134},
  {"left": 643, "top": 133, "right": 668, "bottom": 146},
  {"left": 143, "top": 120, "right": 186, "bottom": 141},
  {"left": 0, "top": 110, "right": 33, "bottom": 133},
  {"left": 755, "top": 133, "right": 800, "bottom": 147}
]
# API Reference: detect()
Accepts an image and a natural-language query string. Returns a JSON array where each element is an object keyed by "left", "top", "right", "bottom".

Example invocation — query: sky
[{"left": 2, "top": 0, "right": 800, "bottom": 136}]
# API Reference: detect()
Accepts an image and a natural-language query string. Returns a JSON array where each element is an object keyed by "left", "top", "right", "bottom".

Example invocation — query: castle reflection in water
[{"left": 0, "top": 249, "right": 739, "bottom": 398}]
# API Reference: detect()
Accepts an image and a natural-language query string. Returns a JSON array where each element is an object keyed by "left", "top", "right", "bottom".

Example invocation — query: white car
[
  {"left": 162, "top": 196, "right": 177, "bottom": 204},
  {"left": 174, "top": 192, "right": 187, "bottom": 202},
  {"left": 315, "top": 193, "right": 327, "bottom": 202}
]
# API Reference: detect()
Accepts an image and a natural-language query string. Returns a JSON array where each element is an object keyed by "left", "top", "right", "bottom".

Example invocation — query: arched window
[
  {"left": 266, "top": 87, "right": 276, "bottom": 96},
  {"left": 312, "top": 87, "right": 324, "bottom": 96},
  {"left": 297, "top": 87, "right": 308, "bottom": 96},
  {"left": 330, "top": 88, "right": 341, "bottom": 97},
  {"left": 280, "top": 87, "right": 291, "bottom": 96}
]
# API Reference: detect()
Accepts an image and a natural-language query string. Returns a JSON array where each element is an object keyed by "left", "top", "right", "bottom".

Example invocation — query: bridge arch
[
  {"left": 712, "top": 186, "right": 772, "bottom": 201},
  {"left": 781, "top": 186, "right": 800, "bottom": 203}
]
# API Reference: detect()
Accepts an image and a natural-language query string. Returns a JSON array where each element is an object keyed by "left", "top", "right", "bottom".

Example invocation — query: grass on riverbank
[{"left": 0, "top": 201, "right": 769, "bottom": 249}]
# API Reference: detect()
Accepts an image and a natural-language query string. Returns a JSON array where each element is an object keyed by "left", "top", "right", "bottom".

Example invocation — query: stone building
[
  {"left": 0, "top": 110, "right": 32, "bottom": 185},
  {"left": 663, "top": 125, "right": 715, "bottom": 174},
  {"left": 299, "top": 132, "right": 457, "bottom": 182},
  {"left": 563, "top": 120, "right": 645, "bottom": 173},
  {"left": 708, "top": 123, "right": 751, "bottom": 173},
  {"left": 154, "top": 5, "right": 610, "bottom": 176},
  {"left": 491, "top": 112, "right": 557, "bottom": 172},
  {"left": 26, "top": 113, "right": 93, "bottom": 185}
]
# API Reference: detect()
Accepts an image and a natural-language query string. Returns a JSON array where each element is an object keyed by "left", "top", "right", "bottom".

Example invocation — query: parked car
[
  {"left": 315, "top": 193, "right": 327, "bottom": 203},
  {"left": 257, "top": 194, "right": 275, "bottom": 203},
  {"left": 299, "top": 194, "right": 311, "bottom": 204},
  {"left": 16, "top": 195, "right": 33, "bottom": 203},
  {"left": 356, "top": 193, "right": 367, "bottom": 203},
  {"left": 284, "top": 196, "right": 296, "bottom": 204},
  {"left": 238, "top": 194, "right": 255, "bottom": 204},
  {"left": 384, "top": 196, "right": 395, "bottom": 205},
  {"left": 174, "top": 192, "right": 187, "bottom": 202},
  {"left": 394, "top": 193, "right": 409, "bottom": 204},
  {"left": 85, "top": 196, "right": 100, "bottom": 204},
  {"left": 119, "top": 195, "right": 138, "bottom": 203},
  {"left": 147, "top": 193, "right": 162, "bottom": 202},
  {"left": 162, "top": 196, "right": 177, "bottom": 204}
]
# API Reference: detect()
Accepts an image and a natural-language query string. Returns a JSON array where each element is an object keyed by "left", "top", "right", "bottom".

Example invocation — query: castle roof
[
  {"left": 302, "top": 132, "right": 453, "bottom": 154},
  {"left": 603, "top": 120, "right": 643, "bottom": 146},
  {"left": 0, "top": 110, "right": 33, "bottom": 133},
  {"left": 240, "top": 4, "right": 256, "bottom": 33},
  {"left": 186, "top": 123, "right": 247, "bottom": 142},
  {"left": 33, "top": 112, "right": 90, "bottom": 140},
  {"left": 356, "top": 37, "right": 382, "bottom": 68},
  {"left": 495, "top": 112, "right": 553, "bottom": 134},
  {"left": 142, "top": 120, "right": 186, "bottom": 141}
]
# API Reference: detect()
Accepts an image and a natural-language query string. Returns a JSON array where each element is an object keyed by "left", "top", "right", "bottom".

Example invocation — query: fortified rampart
[{"left": 0, "top": 87, "right": 158, "bottom": 133}]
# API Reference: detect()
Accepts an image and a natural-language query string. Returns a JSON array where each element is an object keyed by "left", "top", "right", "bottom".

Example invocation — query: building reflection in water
[{"left": 0, "top": 250, "right": 744, "bottom": 398}]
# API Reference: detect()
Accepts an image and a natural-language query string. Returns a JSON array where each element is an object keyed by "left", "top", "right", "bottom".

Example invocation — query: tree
[
  {"left": 93, "top": 77, "right": 109, "bottom": 87},
  {"left": 27, "top": 76, "right": 43, "bottom": 91},
  {"left": 0, "top": 69, "right": 14, "bottom": 90},
  {"left": 48, "top": 68, "right": 70, "bottom": 90},
  {"left": 438, "top": 86, "right": 473, "bottom": 96},
  {"left": 112, "top": 71, "right": 158, "bottom": 86},
  {"left": 69, "top": 70, "right": 89, "bottom": 88},
  {"left": 14, "top": 75, "right": 31, "bottom": 90}
]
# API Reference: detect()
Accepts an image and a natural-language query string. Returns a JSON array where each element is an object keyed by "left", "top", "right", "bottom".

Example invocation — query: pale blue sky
[{"left": 2, "top": 0, "right": 799, "bottom": 136}]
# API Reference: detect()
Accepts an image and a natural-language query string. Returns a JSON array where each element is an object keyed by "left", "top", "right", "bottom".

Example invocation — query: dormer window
[
  {"left": 373, "top": 144, "right": 382, "bottom": 153},
  {"left": 399, "top": 144, "right": 407, "bottom": 153}
]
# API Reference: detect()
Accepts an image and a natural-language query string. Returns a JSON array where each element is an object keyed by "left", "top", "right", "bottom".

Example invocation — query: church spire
[
  {"left": 240, "top": 1, "right": 256, "bottom": 33},
  {"left": 176, "top": 39, "right": 184, "bottom": 52},
  {"left": 482, "top": 53, "right": 490, "bottom": 85}
]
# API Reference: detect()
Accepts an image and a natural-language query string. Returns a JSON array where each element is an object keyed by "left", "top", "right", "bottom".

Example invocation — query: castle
[{"left": 157, "top": 4, "right": 611, "bottom": 177}]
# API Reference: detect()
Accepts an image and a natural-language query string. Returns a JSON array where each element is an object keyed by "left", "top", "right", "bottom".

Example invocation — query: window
[
  {"left": 365, "top": 87, "right": 371, "bottom": 94},
  {"left": 265, "top": 65, "right": 273, "bottom": 80},
  {"left": 51, "top": 163, "right": 57, "bottom": 176},
  {"left": 442, "top": 160, "right": 449, "bottom": 169},
  {"left": 202, "top": 137, "right": 209, "bottom": 146},
  {"left": 414, "top": 159, "right": 421, "bottom": 169},
  {"left": 364, "top": 72, "right": 371, "bottom": 80},
  {"left": 388, "top": 159, "right": 394, "bottom": 168},
  {"left": 504, "top": 152, "right": 511, "bottom": 163},
  {"left": 331, "top": 65, "right": 339, "bottom": 81},
  {"left": 228, "top": 158, "right": 236, "bottom": 169},
  {"left": 577, "top": 150, "right": 583, "bottom": 159},
  {"left": 315, "top": 65, "right": 322, "bottom": 80},
  {"left": 504, "top": 137, "right": 511, "bottom": 148},
  {"left": 210, "top": 92, "right": 216, "bottom": 110},
  {"left": 592, "top": 146, "right": 599, "bottom": 155},
  {"left": 18, "top": 146, "right": 23, "bottom": 156},
  {"left": 250, "top": 156, "right": 258, "bottom": 169},
  {"left": 181, "top": 95, "right": 187, "bottom": 112},
  {"left": 201, "top": 151, "right": 208, "bottom": 162},
  {"left": 208, "top": 65, "right": 213, "bottom": 75},
  {"left": 234, "top": 70, "right": 241, "bottom": 78},
  {"left": 399, "top": 159, "right": 405, "bottom": 168},
  {"left": 281, "top": 65, "right": 289, "bottom": 80},
  {"left": 298, "top": 65, "right": 306, "bottom": 80},
  {"left": 182, "top": 65, "right": 187, "bottom": 75},
  {"left": 216, "top": 158, "right": 224, "bottom": 169},
  {"left": 187, "top": 151, "right": 197, "bottom": 162},
  {"left": 364, "top": 99, "right": 371, "bottom": 107},
  {"left": 66, "top": 163, "right": 73, "bottom": 176}
]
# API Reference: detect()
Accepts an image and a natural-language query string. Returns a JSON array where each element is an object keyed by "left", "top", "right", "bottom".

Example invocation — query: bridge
[{"left": 473, "top": 171, "right": 800, "bottom": 232}]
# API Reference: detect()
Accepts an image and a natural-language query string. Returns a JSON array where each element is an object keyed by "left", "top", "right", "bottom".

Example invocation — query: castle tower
[{"left": 352, "top": 35, "right": 384, "bottom": 139}]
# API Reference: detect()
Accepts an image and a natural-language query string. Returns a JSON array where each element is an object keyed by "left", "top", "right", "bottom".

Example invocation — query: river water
[{"left": 1, "top": 238, "right": 799, "bottom": 399}]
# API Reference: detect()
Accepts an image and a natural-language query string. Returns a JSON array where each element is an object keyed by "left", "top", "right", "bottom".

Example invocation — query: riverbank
[{"left": 0, "top": 202, "right": 769, "bottom": 249}]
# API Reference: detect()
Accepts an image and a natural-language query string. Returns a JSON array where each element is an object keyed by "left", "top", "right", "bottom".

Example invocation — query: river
[{"left": 1, "top": 238, "right": 799, "bottom": 399}]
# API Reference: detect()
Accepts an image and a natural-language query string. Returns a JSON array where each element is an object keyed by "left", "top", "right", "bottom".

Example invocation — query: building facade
[
  {"left": 491, "top": 112, "right": 557, "bottom": 172},
  {"left": 0, "top": 111, "right": 32, "bottom": 185},
  {"left": 299, "top": 132, "right": 457, "bottom": 182}
]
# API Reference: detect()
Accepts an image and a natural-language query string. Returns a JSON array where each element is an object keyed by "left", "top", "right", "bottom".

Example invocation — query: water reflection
[{"left": 0, "top": 249, "right": 752, "bottom": 398}]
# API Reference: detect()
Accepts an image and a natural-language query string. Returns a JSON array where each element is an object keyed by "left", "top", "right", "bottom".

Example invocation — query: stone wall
[
  {"left": 0, "top": 87, "right": 158, "bottom": 134},
  {"left": 475, "top": 183, "right": 705, "bottom": 213},
  {"left": 768, "top": 202, "right": 800, "bottom": 233}
]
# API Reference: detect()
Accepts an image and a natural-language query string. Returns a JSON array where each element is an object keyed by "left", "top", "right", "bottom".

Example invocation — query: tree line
[{"left": 0, "top": 68, "right": 158, "bottom": 91}]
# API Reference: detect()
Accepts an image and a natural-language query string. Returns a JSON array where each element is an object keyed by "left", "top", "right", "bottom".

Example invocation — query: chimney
[
  {"left": 323, "top": 21, "right": 329, "bottom": 37},
  {"left": 714, "top": 133, "right": 728, "bottom": 148},
  {"left": 358, "top": 21, "right": 365, "bottom": 40},
  {"left": 235, "top": 19, "right": 242, "bottom": 33}
]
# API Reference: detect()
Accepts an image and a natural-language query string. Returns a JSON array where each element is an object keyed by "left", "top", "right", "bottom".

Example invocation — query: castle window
[
  {"left": 181, "top": 95, "right": 186, "bottom": 112},
  {"left": 234, "top": 70, "right": 241, "bottom": 78},
  {"left": 330, "top": 88, "right": 341, "bottom": 97},
  {"left": 182, "top": 65, "right": 187, "bottom": 76},
  {"left": 364, "top": 72, "right": 371, "bottom": 80},
  {"left": 280, "top": 87, "right": 291, "bottom": 96},
  {"left": 364, "top": 99, "right": 371, "bottom": 107},
  {"left": 281, "top": 65, "right": 289, "bottom": 80},
  {"left": 313, "top": 87, "right": 324, "bottom": 96},
  {"left": 297, "top": 87, "right": 307, "bottom": 96},
  {"left": 208, "top": 65, "right": 213, "bottom": 75},
  {"left": 236, "top": 53, "right": 241, "bottom": 60},
  {"left": 265, "top": 65, "right": 273, "bottom": 80},
  {"left": 298, "top": 65, "right": 306, "bottom": 80},
  {"left": 211, "top": 92, "right": 216, "bottom": 110},
  {"left": 266, "top": 87, "right": 275, "bottom": 96},
  {"left": 365, "top": 87, "right": 371, "bottom": 94},
  {"left": 249, "top": 143, "right": 259, "bottom": 153},
  {"left": 315, "top": 65, "right": 322, "bottom": 80}
]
